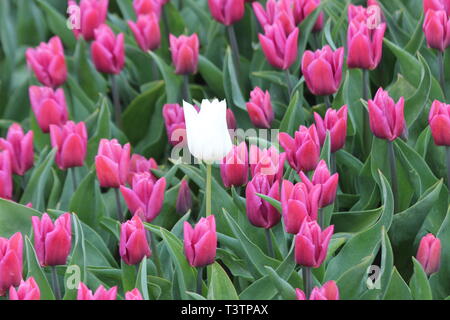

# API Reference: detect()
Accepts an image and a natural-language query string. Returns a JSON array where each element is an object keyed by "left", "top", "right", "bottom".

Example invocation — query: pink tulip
[
  {"left": 163, "top": 103, "right": 187, "bottom": 146},
  {"left": 119, "top": 215, "right": 151, "bottom": 265},
  {"left": 259, "top": 21, "right": 299, "bottom": 70},
  {"left": 220, "top": 142, "right": 249, "bottom": 188},
  {"left": 91, "top": 24, "right": 125, "bottom": 74},
  {"left": 368, "top": 88, "right": 405, "bottom": 141},
  {"left": 77, "top": 282, "right": 117, "bottom": 300},
  {"left": 68, "top": 0, "right": 109, "bottom": 41},
  {"left": 292, "top": 0, "right": 324, "bottom": 31},
  {"left": 429, "top": 100, "right": 450, "bottom": 146},
  {"left": 128, "top": 13, "right": 161, "bottom": 52},
  {"left": 127, "top": 154, "right": 158, "bottom": 185},
  {"left": 423, "top": 0, "right": 450, "bottom": 16},
  {"left": 9, "top": 277, "right": 40, "bottom": 300},
  {"left": 0, "top": 232, "right": 23, "bottom": 296},
  {"left": 32, "top": 213, "right": 72, "bottom": 266},
  {"left": 299, "top": 160, "right": 338, "bottom": 208},
  {"left": 423, "top": 9, "right": 450, "bottom": 51},
  {"left": 296, "top": 280, "right": 339, "bottom": 300},
  {"left": 176, "top": 179, "right": 192, "bottom": 214},
  {"left": 0, "top": 123, "right": 34, "bottom": 176},
  {"left": 95, "top": 139, "right": 131, "bottom": 188},
  {"left": 169, "top": 34, "right": 199, "bottom": 75},
  {"left": 25, "top": 36, "right": 67, "bottom": 88},
  {"left": 125, "top": 288, "right": 144, "bottom": 300},
  {"left": 294, "top": 219, "right": 333, "bottom": 268},
  {"left": 28, "top": 86, "right": 69, "bottom": 133},
  {"left": 301, "top": 45, "right": 344, "bottom": 96},
  {"left": 279, "top": 125, "right": 321, "bottom": 173},
  {"left": 227, "top": 108, "right": 237, "bottom": 130},
  {"left": 252, "top": 0, "right": 296, "bottom": 34},
  {"left": 184, "top": 215, "right": 217, "bottom": 267},
  {"left": 416, "top": 233, "right": 441, "bottom": 276},
  {"left": 246, "top": 87, "right": 274, "bottom": 129},
  {"left": 314, "top": 105, "right": 347, "bottom": 153},
  {"left": 50, "top": 121, "right": 87, "bottom": 170},
  {"left": 120, "top": 174, "right": 166, "bottom": 222},
  {"left": 249, "top": 145, "right": 285, "bottom": 184},
  {"left": 245, "top": 174, "right": 281, "bottom": 229},
  {"left": 133, "top": 0, "right": 162, "bottom": 17},
  {"left": 208, "top": 0, "right": 245, "bottom": 25},
  {"left": 0, "top": 151, "right": 13, "bottom": 200}
]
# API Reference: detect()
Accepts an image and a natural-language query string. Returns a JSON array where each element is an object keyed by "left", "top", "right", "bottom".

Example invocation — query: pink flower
[
  {"left": 91, "top": 24, "right": 125, "bottom": 74},
  {"left": 95, "top": 139, "right": 131, "bottom": 188},
  {"left": 0, "top": 232, "right": 23, "bottom": 296},
  {"left": 163, "top": 103, "right": 187, "bottom": 146},
  {"left": 0, "top": 151, "right": 13, "bottom": 200},
  {"left": 184, "top": 215, "right": 217, "bottom": 267},
  {"left": 133, "top": 0, "right": 162, "bottom": 17},
  {"left": 125, "top": 288, "right": 144, "bottom": 300},
  {"left": 423, "top": 9, "right": 450, "bottom": 51},
  {"left": 176, "top": 179, "right": 192, "bottom": 215},
  {"left": 9, "top": 277, "right": 40, "bottom": 300},
  {"left": 127, "top": 154, "right": 158, "bottom": 185},
  {"left": 252, "top": 0, "right": 296, "bottom": 34},
  {"left": 293, "top": 0, "right": 324, "bottom": 31},
  {"left": 77, "top": 282, "right": 117, "bottom": 300},
  {"left": 220, "top": 142, "right": 249, "bottom": 188},
  {"left": 119, "top": 215, "right": 151, "bottom": 265},
  {"left": 169, "top": 34, "right": 200, "bottom": 75},
  {"left": 246, "top": 87, "right": 274, "bottom": 129},
  {"left": 0, "top": 123, "right": 34, "bottom": 176},
  {"left": 416, "top": 233, "right": 441, "bottom": 276},
  {"left": 68, "top": 0, "right": 109, "bottom": 41},
  {"left": 429, "top": 100, "right": 450, "bottom": 146},
  {"left": 314, "top": 105, "right": 347, "bottom": 153},
  {"left": 423, "top": 0, "right": 450, "bottom": 16},
  {"left": 50, "top": 121, "right": 87, "bottom": 170},
  {"left": 296, "top": 280, "right": 339, "bottom": 300},
  {"left": 227, "top": 108, "right": 237, "bottom": 130},
  {"left": 249, "top": 145, "right": 285, "bottom": 184},
  {"left": 128, "top": 13, "right": 161, "bottom": 52},
  {"left": 208, "top": 0, "right": 245, "bottom": 25}
]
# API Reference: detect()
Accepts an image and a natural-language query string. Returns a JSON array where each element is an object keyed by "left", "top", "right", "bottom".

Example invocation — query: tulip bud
[
  {"left": 368, "top": 88, "right": 405, "bottom": 141},
  {"left": 25, "top": 36, "right": 67, "bottom": 88},
  {"left": 68, "top": 0, "right": 109, "bottom": 41},
  {"left": 208, "top": 0, "right": 245, "bottom": 25},
  {"left": 127, "top": 154, "right": 158, "bottom": 185},
  {"left": 246, "top": 87, "right": 274, "bottom": 129},
  {"left": 314, "top": 105, "right": 347, "bottom": 153},
  {"left": 0, "top": 123, "right": 34, "bottom": 176},
  {"left": 220, "top": 142, "right": 249, "bottom": 188},
  {"left": 423, "top": 9, "right": 450, "bottom": 52},
  {"left": 295, "top": 219, "right": 334, "bottom": 268},
  {"left": 429, "top": 100, "right": 450, "bottom": 146},
  {"left": 163, "top": 103, "right": 187, "bottom": 146},
  {"left": 293, "top": 0, "right": 324, "bottom": 31},
  {"left": 226, "top": 108, "right": 237, "bottom": 130},
  {"left": 28, "top": 86, "right": 69, "bottom": 133},
  {"left": 120, "top": 174, "right": 166, "bottom": 222},
  {"left": 253, "top": 0, "right": 296, "bottom": 34},
  {"left": 133, "top": 0, "right": 162, "bottom": 17},
  {"left": 50, "top": 121, "right": 87, "bottom": 170},
  {"left": 296, "top": 281, "right": 339, "bottom": 300},
  {"left": 125, "top": 288, "right": 144, "bottom": 300},
  {"left": 0, "top": 151, "right": 13, "bottom": 200},
  {"left": 77, "top": 282, "right": 117, "bottom": 300},
  {"left": 259, "top": 21, "right": 299, "bottom": 70},
  {"left": 416, "top": 233, "right": 441, "bottom": 276},
  {"left": 176, "top": 180, "right": 192, "bottom": 215},
  {"left": 302, "top": 45, "right": 344, "bottom": 96},
  {"left": 246, "top": 174, "right": 281, "bottom": 229},
  {"left": 128, "top": 13, "right": 161, "bottom": 52},
  {"left": 91, "top": 24, "right": 125, "bottom": 74},
  {"left": 423, "top": 0, "right": 450, "bottom": 15},
  {"left": 9, "top": 277, "right": 40, "bottom": 300},
  {"left": 95, "top": 139, "right": 131, "bottom": 188},
  {"left": 119, "top": 215, "right": 151, "bottom": 265},
  {"left": 184, "top": 215, "right": 217, "bottom": 267},
  {"left": 279, "top": 125, "right": 321, "bottom": 173},
  {"left": 0, "top": 232, "right": 23, "bottom": 296},
  {"left": 249, "top": 145, "right": 285, "bottom": 184},
  {"left": 32, "top": 213, "right": 72, "bottom": 266},
  {"left": 169, "top": 34, "right": 200, "bottom": 75}
]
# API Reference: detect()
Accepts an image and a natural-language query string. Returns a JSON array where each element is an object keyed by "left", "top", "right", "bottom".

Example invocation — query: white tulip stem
[{"left": 206, "top": 163, "right": 212, "bottom": 217}]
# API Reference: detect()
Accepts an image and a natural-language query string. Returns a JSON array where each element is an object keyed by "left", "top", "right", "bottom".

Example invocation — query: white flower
[{"left": 183, "top": 99, "right": 233, "bottom": 163}]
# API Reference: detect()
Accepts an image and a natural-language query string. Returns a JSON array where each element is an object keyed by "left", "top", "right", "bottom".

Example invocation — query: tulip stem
[
  {"left": 70, "top": 167, "right": 77, "bottom": 191},
  {"left": 324, "top": 95, "right": 331, "bottom": 109},
  {"left": 51, "top": 266, "right": 61, "bottom": 300},
  {"left": 147, "top": 230, "right": 163, "bottom": 278},
  {"left": 206, "top": 163, "right": 212, "bottom": 217},
  {"left": 182, "top": 74, "right": 191, "bottom": 102},
  {"left": 111, "top": 75, "right": 122, "bottom": 129},
  {"left": 227, "top": 25, "right": 241, "bottom": 82},
  {"left": 196, "top": 267, "right": 204, "bottom": 295},
  {"left": 265, "top": 229, "right": 274, "bottom": 258},
  {"left": 114, "top": 188, "right": 124, "bottom": 222},
  {"left": 388, "top": 141, "right": 399, "bottom": 213},
  {"left": 285, "top": 69, "right": 293, "bottom": 98},
  {"left": 362, "top": 69, "right": 371, "bottom": 158},
  {"left": 318, "top": 208, "right": 325, "bottom": 229},
  {"left": 302, "top": 267, "right": 313, "bottom": 299},
  {"left": 438, "top": 51, "right": 447, "bottom": 101},
  {"left": 446, "top": 147, "right": 450, "bottom": 191},
  {"left": 162, "top": 6, "right": 170, "bottom": 38}
]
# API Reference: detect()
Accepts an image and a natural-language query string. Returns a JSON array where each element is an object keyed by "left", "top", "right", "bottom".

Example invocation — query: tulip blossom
[
  {"left": 95, "top": 139, "right": 131, "bottom": 188},
  {"left": 301, "top": 45, "right": 344, "bottom": 96},
  {"left": 91, "top": 24, "right": 125, "bottom": 74},
  {"left": 294, "top": 219, "right": 334, "bottom": 268},
  {"left": 25, "top": 36, "right": 67, "bottom": 88},
  {"left": 249, "top": 145, "right": 285, "bottom": 184},
  {"left": 429, "top": 100, "right": 450, "bottom": 146},
  {"left": 127, "top": 154, "right": 158, "bottom": 185},
  {"left": 68, "top": 0, "right": 109, "bottom": 41},
  {"left": 313, "top": 105, "right": 348, "bottom": 153},
  {"left": 0, "top": 151, "right": 13, "bottom": 200},
  {"left": 279, "top": 125, "right": 321, "bottom": 173},
  {"left": 0, "top": 123, "right": 34, "bottom": 176},
  {"left": 28, "top": 86, "right": 69, "bottom": 133},
  {"left": 183, "top": 99, "right": 233, "bottom": 163},
  {"left": 125, "top": 288, "right": 144, "bottom": 300},
  {"left": 32, "top": 213, "right": 72, "bottom": 266},
  {"left": 120, "top": 173, "right": 166, "bottom": 222},
  {"left": 50, "top": 121, "right": 88, "bottom": 170},
  {"left": 296, "top": 281, "right": 339, "bottom": 300},
  {"left": 423, "top": 0, "right": 450, "bottom": 16},
  {"left": 176, "top": 180, "right": 192, "bottom": 214},
  {"left": 133, "top": 0, "right": 162, "bottom": 17},
  {"left": 252, "top": 0, "right": 296, "bottom": 34},
  {"left": 299, "top": 160, "right": 339, "bottom": 208},
  {"left": 246, "top": 87, "right": 274, "bottom": 129},
  {"left": 416, "top": 233, "right": 441, "bottom": 276},
  {"left": 77, "top": 282, "right": 117, "bottom": 300},
  {"left": 220, "top": 142, "right": 249, "bottom": 188},
  {"left": 423, "top": 9, "right": 450, "bottom": 52},
  {"left": 128, "top": 13, "right": 161, "bottom": 52},
  {"left": 0, "top": 232, "right": 23, "bottom": 296},
  {"left": 226, "top": 109, "right": 237, "bottom": 131},
  {"left": 9, "top": 277, "right": 40, "bottom": 300},
  {"left": 259, "top": 21, "right": 299, "bottom": 70},
  {"left": 292, "top": 0, "right": 324, "bottom": 31},
  {"left": 208, "top": 0, "right": 245, "bottom": 26},
  {"left": 163, "top": 103, "right": 187, "bottom": 146},
  {"left": 119, "top": 215, "right": 152, "bottom": 265},
  {"left": 246, "top": 174, "right": 281, "bottom": 229},
  {"left": 184, "top": 215, "right": 217, "bottom": 267},
  {"left": 169, "top": 34, "right": 200, "bottom": 75},
  {"left": 368, "top": 88, "right": 405, "bottom": 141}
]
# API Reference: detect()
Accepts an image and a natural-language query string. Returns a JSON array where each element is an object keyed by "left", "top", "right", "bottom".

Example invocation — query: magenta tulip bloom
[
  {"left": 32, "top": 213, "right": 72, "bottom": 266},
  {"left": 252, "top": 0, "right": 296, "bottom": 34},
  {"left": 0, "top": 232, "right": 23, "bottom": 296},
  {"left": 294, "top": 219, "right": 334, "bottom": 268},
  {"left": 184, "top": 215, "right": 217, "bottom": 267},
  {"left": 50, "top": 121, "right": 87, "bottom": 170},
  {"left": 128, "top": 13, "right": 161, "bottom": 52},
  {"left": 246, "top": 87, "right": 274, "bottom": 129},
  {"left": 0, "top": 123, "right": 34, "bottom": 176},
  {"left": 302, "top": 45, "right": 344, "bottom": 96},
  {"left": 296, "top": 280, "right": 339, "bottom": 300},
  {"left": 176, "top": 180, "right": 192, "bottom": 215},
  {"left": 169, "top": 34, "right": 199, "bottom": 75},
  {"left": 25, "top": 36, "right": 67, "bottom": 88},
  {"left": 423, "top": 9, "right": 450, "bottom": 52},
  {"left": 28, "top": 86, "right": 69, "bottom": 133},
  {"left": 314, "top": 105, "right": 347, "bottom": 153},
  {"left": 68, "top": 0, "right": 109, "bottom": 41},
  {"left": 77, "top": 282, "right": 117, "bottom": 300},
  {"left": 91, "top": 24, "right": 125, "bottom": 74},
  {"left": 249, "top": 145, "right": 285, "bottom": 184},
  {"left": 163, "top": 103, "right": 187, "bottom": 146},
  {"left": 416, "top": 233, "right": 441, "bottom": 276},
  {"left": 429, "top": 100, "right": 450, "bottom": 146},
  {"left": 9, "top": 277, "right": 40, "bottom": 300},
  {"left": 0, "top": 151, "right": 13, "bottom": 200},
  {"left": 226, "top": 108, "right": 237, "bottom": 130},
  {"left": 368, "top": 88, "right": 405, "bottom": 141},
  {"left": 127, "top": 154, "right": 158, "bottom": 185},
  {"left": 125, "top": 288, "right": 144, "bottom": 300},
  {"left": 133, "top": 0, "right": 162, "bottom": 17},
  {"left": 293, "top": 0, "right": 324, "bottom": 31},
  {"left": 220, "top": 142, "right": 249, "bottom": 188},
  {"left": 95, "top": 139, "right": 131, "bottom": 188},
  {"left": 208, "top": 0, "right": 245, "bottom": 25},
  {"left": 119, "top": 215, "right": 151, "bottom": 265},
  {"left": 424, "top": 0, "right": 450, "bottom": 16}
]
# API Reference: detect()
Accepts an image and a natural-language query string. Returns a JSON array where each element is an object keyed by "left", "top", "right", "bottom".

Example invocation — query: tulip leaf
[
  {"left": 148, "top": 51, "right": 181, "bottom": 103},
  {"left": 384, "top": 267, "right": 412, "bottom": 300},
  {"left": 279, "top": 91, "right": 303, "bottom": 136},
  {"left": 336, "top": 255, "right": 374, "bottom": 300},
  {"left": 135, "top": 258, "right": 149, "bottom": 300},
  {"left": 223, "top": 47, "right": 247, "bottom": 111},
  {"left": 264, "top": 266, "right": 296, "bottom": 300},
  {"left": 207, "top": 262, "right": 239, "bottom": 300},
  {"left": 198, "top": 55, "right": 225, "bottom": 98},
  {"left": 0, "top": 199, "right": 41, "bottom": 238},
  {"left": 255, "top": 193, "right": 281, "bottom": 213},
  {"left": 86, "top": 96, "right": 111, "bottom": 165},
  {"left": 409, "top": 257, "right": 433, "bottom": 300}
]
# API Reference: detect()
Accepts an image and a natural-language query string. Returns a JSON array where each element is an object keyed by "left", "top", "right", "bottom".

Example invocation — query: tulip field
[{"left": 0, "top": 0, "right": 450, "bottom": 302}]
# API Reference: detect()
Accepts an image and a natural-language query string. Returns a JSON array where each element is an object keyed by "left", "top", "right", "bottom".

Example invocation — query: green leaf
[
  {"left": 148, "top": 51, "right": 181, "bottom": 103},
  {"left": 409, "top": 257, "right": 433, "bottom": 300},
  {"left": 198, "top": 55, "right": 225, "bottom": 97},
  {"left": 86, "top": 96, "right": 111, "bottom": 165},
  {"left": 264, "top": 266, "right": 296, "bottom": 300},
  {"left": 255, "top": 193, "right": 281, "bottom": 213},
  {"left": 279, "top": 91, "right": 303, "bottom": 136},
  {"left": 135, "top": 258, "right": 149, "bottom": 300},
  {"left": 121, "top": 260, "right": 137, "bottom": 294},
  {"left": 207, "top": 262, "right": 239, "bottom": 300},
  {"left": 223, "top": 47, "right": 246, "bottom": 110},
  {"left": 383, "top": 267, "right": 412, "bottom": 300},
  {"left": 0, "top": 199, "right": 41, "bottom": 238}
]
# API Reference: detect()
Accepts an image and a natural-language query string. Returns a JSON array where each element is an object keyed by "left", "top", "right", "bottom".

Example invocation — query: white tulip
[{"left": 183, "top": 99, "right": 233, "bottom": 163}]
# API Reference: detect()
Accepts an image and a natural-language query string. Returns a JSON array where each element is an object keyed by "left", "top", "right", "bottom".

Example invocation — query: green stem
[
  {"left": 438, "top": 50, "right": 447, "bottom": 102},
  {"left": 148, "top": 230, "right": 162, "bottom": 278},
  {"left": 182, "top": 74, "right": 190, "bottom": 102},
  {"left": 151, "top": 56, "right": 158, "bottom": 81},
  {"left": 388, "top": 141, "right": 398, "bottom": 213},
  {"left": 71, "top": 167, "right": 77, "bottom": 191},
  {"left": 318, "top": 208, "right": 325, "bottom": 229},
  {"left": 196, "top": 267, "right": 204, "bottom": 295},
  {"left": 265, "top": 229, "right": 274, "bottom": 258},
  {"left": 362, "top": 69, "right": 371, "bottom": 157},
  {"left": 111, "top": 75, "right": 122, "bottom": 129},
  {"left": 446, "top": 147, "right": 450, "bottom": 192},
  {"left": 162, "top": 6, "right": 170, "bottom": 38},
  {"left": 51, "top": 266, "right": 61, "bottom": 300},
  {"left": 302, "top": 267, "right": 313, "bottom": 299},
  {"left": 114, "top": 188, "right": 124, "bottom": 222},
  {"left": 206, "top": 163, "right": 212, "bottom": 217},
  {"left": 285, "top": 69, "right": 293, "bottom": 98},
  {"left": 227, "top": 25, "right": 241, "bottom": 82},
  {"left": 324, "top": 95, "right": 331, "bottom": 109}
]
